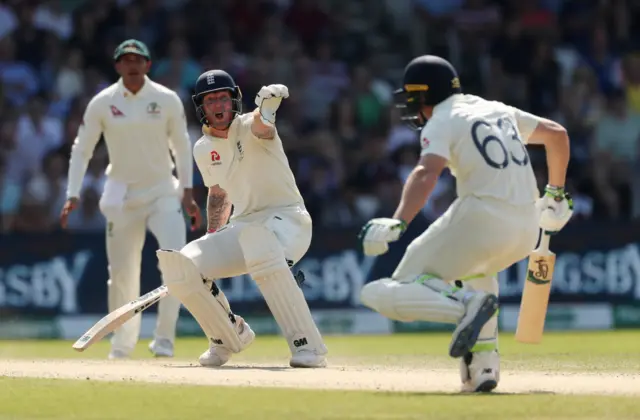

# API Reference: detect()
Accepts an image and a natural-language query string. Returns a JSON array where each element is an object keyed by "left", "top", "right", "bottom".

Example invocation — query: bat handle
[{"left": 538, "top": 230, "right": 551, "bottom": 252}]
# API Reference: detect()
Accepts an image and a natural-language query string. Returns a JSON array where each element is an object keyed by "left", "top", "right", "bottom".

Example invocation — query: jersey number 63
[{"left": 471, "top": 118, "right": 530, "bottom": 169}]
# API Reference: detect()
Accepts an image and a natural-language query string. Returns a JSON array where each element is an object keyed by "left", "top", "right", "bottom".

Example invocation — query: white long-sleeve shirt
[
  {"left": 66, "top": 76, "right": 192, "bottom": 199},
  {"left": 419, "top": 94, "right": 540, "bottom": 206},
  {"left": 193, "top": 113, "right": 305, "bottom": 218}
]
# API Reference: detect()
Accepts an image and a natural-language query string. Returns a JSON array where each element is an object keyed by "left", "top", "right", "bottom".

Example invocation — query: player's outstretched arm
[
  {"left": 393, "top": 154, "right": 448, "bottom": 225},
  {"left": 206, "top": 185, "right": 232, "bottom": 233},
  {"left": 525, "top": 118, "right": 570, "bottom": 188},
  {"left": 251, "top": 109, "right": 276, "bottom": 139},
  {"left": 251, "top": 84, "right": 289, "bottom": 140},
  {"left": 358, "top": 153, "right": 447, "bottom": 257}
]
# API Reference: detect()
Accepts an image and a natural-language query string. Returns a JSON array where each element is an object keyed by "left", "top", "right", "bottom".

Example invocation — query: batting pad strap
[
  {"left": 471, "top": 341, "right": 498, "bottom": 353},
  {"left": 239, "top": 225, "right": 327, "bottom": 355},
  {"left": 156, "top": 250, "right": 244, "bottom": 353}
]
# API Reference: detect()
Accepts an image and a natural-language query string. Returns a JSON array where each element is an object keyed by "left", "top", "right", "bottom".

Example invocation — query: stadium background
[{"left": 0, "top": 0, "right": 639, "bottom": 339}]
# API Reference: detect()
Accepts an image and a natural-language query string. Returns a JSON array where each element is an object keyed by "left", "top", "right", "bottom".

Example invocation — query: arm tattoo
[
  {"left": 251, "top": 123, "right": 275, "bottom": 139},
  {"left": 251, "top": 110, "right": 275, "bottom": 139},
  {"left": 207, "top": 188, "right": 232, "bottom": 231}
]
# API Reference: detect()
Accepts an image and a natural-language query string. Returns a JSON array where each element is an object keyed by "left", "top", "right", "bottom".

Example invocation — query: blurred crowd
[{"left": 1, "top": 0, "right": 639, "bottom": 235}]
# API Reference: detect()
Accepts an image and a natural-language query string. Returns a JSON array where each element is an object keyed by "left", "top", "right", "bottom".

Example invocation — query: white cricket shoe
[
  {"left": 449, "top": 291, "right": 499, "bottom": 358},
  {"left": 199, "top": 317, "right": 255, "bottom": 367},
  {"left": 149, "top": 338, "right": 174, "bottom": 358},
  {"left": 460, "top": 350, "right": 500, "bottom": 393},
  {"left": 290, "top": 350, "right": 327, "bottom": 368}
]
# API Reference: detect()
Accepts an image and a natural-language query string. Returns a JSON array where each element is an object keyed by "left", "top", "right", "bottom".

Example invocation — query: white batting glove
[
  {"left": 358, "top": 218, "right": 407, "bottom": 257},
  {"left": 536, "top": 185, "right": 574, "bottom": 234},
  {"left": 255, "top": 84, "right": 289, "bottom": 126}
]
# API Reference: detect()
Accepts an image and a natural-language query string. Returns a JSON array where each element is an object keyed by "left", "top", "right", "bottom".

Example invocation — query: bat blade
[
  {"left": 72, "top": 286, "right": 169, "bottom": 352},
  {"left": 515, "top": 234, "right": 556, "bottom": 344}
]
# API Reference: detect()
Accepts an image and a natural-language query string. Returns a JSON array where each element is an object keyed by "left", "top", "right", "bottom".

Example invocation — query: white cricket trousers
[
  {"left": 393, "top": 196, "right": 540, "bottom": 281},
  {"left": 101, "top": 183, "right": 187, "bottom": 353},
  {"left": 181, "top": 205, "right": 312, "bottom": 280}
]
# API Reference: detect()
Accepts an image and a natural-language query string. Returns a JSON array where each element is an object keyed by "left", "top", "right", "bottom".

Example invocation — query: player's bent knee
[
  {"left": 156, "top": 250, "right": 202, "bottom": 295},
  {"left": 360, "top": 278, "right": 413, "bottom": 322},
  {"left": 360, "top": 279, "right": 390, "bottom": 311},
  {"left": 179, "top": 240, "right": 205, "bottom": 263},
  {"left": 361, "top": 277, "right": 464, "bottom": 324},
  {"left": 156, "top": 249, "right": 245, "bottom": 352}
]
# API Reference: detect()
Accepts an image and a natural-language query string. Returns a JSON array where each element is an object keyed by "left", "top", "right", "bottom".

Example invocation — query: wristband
[{"left": 545, "top": 185, "right": 565, "bottom": 200}]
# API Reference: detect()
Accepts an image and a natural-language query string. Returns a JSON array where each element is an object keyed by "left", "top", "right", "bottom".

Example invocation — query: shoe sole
[
  {"left": 475, "top": 379, "right": 498, "bottom": 393},
  {"left": 449, "top": 294, "right": 499, "bottom": 358},
  {"left": 289, "top": 359, "right": 327, "bottom": 368}
]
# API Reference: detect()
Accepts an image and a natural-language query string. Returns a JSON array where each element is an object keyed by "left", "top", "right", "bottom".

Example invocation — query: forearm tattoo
[
  {"left": 207, "top": 189, "right": 232, "bottom": 231},
  {"left": 252, "top": 124, "right": 275, "bottom": 139}
]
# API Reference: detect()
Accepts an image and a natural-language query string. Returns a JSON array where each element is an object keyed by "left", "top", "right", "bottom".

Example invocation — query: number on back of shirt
[{"left": 470, "top": 118, "right": 529, "bottom": 169}]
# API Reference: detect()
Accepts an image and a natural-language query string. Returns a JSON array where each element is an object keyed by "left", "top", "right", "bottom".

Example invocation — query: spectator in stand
[{"left": 1, "top": 0, "right": 640, "bottom": 233}]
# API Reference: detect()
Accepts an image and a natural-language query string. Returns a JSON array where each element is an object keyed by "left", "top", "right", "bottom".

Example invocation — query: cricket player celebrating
[
  {"left": 358, "top": 55, "right": 573, "bottom": 392},
  {"left": 60, "top": 40, "right": 202, "bottom": 359},
  {"left": 155, "top": 70, "right": 328, "bottom": 368}
]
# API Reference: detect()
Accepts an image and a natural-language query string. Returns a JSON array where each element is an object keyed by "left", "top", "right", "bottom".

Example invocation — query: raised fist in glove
[
  {"left": 358, "top": 218, "right": 407, "bottom": 256},
  {"left": 536, "top": 185, "right": 574, "bottom": 234},
  {"left": 255, "top": 84, "right": 289, "bottom": 126}
]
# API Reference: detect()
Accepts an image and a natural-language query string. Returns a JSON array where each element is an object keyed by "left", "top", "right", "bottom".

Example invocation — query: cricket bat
[
  {"left": 72, "top": 285, "right": 168, "bottom": 352},
  {"left": 515, "top": 231, "right": 555, "bottom": 344}
]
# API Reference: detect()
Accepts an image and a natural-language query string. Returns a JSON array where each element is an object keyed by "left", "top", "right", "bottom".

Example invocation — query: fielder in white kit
[
  {"left": 60, "top": 40, "right": 202, "bottom": 359},
  {"left": 155, "top": 70, "right": 328, "bottom": 368},
  {"left": 358, "top": 55, "right": 573, "bottom": 392}
]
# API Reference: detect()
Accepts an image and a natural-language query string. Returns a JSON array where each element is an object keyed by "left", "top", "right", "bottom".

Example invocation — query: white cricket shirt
[
  {"left": 193, "top": 113, "right": 305, "bottom": 218},
  {"left": 420, "top": 94, "right": 542, "bottom": 206},
  {"left": 66, "top": 76, "right": 193, "bottom": 198}
]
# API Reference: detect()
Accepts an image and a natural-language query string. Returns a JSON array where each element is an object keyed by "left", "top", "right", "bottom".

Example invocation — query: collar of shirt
[
  {"left": 117, "top": 75, "right": 152, "bottom": 98},
  {"left": 432, "top": 93, "right": 462, "bottom": 117},
  {"left": 201, "top": 117, "right": 241, "bottom": 140}
]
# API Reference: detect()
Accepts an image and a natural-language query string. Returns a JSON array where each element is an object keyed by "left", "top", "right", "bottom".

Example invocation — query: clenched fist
[{"left": 255, "top": 84, "right": 289, "bottom": 126}]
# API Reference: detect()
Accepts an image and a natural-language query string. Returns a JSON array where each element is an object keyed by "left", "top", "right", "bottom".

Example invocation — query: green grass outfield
[
  {"left": 1, "top": 331, "right": 639, "bottom": 419},
  {"left": 1, "top": 330, "right": 639, "bottom": 372}
]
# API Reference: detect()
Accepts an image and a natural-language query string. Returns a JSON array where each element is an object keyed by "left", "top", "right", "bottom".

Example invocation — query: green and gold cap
[{"left": 113, "top": 39, "right": 151, "bottom": 61}]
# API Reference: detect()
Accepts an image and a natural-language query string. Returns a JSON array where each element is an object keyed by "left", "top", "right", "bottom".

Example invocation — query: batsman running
[
  {"left": 155, "top": 70, "right": 328, "bottom": 368},
  {"left": 358, "top": 55, "right": 574, "bottom": 392},
  {"left": 60, "top": 40, "right": 202, "bottom": 359}
]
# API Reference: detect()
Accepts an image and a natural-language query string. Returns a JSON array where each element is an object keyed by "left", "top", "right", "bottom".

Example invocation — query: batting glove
[
  {"left": 255, "top": 84, "right": 289, "bottom": 126},
  {"left": 358, "top": 218, "right": 407, "bottom": 257},
  {"left": 536, "top": 185, "right": 574, "bottom": 234}
]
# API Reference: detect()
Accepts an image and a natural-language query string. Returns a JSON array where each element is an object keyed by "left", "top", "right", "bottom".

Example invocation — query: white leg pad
[
  {"left": 463, "top": 276, "right": 499, "bottom": 352},
  {"left": 460, "top": 350, "right": 500, "bottom": 392},
  {"left": 239, "top": 225, "right": 327, "bottom": 356},
  {"left": 360, "top": 277, "right": 465, "bottom": 323},
  {"left": 156, "top": 250, "right": 244, "bottom": 353}
]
